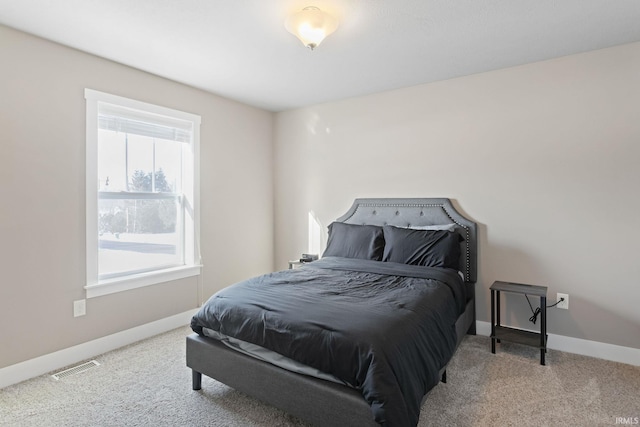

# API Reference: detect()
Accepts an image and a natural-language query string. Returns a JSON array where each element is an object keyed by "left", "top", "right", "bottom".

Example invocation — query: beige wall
[
  {"left": 0, "top": 25, "right": 274, "bottom": 368},
  {"left": 274, "top": 42, "right": 640, "bottom": 349},
  {"left": 2, "top": 21, "right": 638, "bottom": 371}
]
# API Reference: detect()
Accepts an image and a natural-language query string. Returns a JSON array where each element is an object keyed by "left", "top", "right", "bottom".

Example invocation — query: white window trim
[{"left": 85, "top": 89, "right": 201, "bottom": 298}]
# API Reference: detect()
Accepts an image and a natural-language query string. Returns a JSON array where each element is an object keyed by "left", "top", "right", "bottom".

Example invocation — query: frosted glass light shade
[{"left": 285, "top": 6, "right": 338, "bottom": 50}]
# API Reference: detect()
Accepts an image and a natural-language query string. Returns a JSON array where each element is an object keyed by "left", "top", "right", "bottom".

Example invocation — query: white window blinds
[{"left": 97, "top": 103, "right": 193, "bottom": 143}]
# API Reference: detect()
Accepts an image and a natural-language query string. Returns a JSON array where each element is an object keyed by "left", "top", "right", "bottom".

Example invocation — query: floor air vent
[{"left": 52, "top": 360, "right": 100, "bottom": 380}]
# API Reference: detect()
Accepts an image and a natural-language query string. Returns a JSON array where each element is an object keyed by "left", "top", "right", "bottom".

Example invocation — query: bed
[{"left": 187, "top": 198, "right": 477, "bottom": 426}]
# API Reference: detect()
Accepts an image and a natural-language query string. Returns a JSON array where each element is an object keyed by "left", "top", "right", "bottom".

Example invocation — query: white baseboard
[
  {"left": 2, "top": 314, "right": 636, "bottom": 390},
  {"left": 0, "top": 309, "right": 198, "bottom": 389},
  {"left": 476, "top": 321, "right": 640, "bottom": 367}
]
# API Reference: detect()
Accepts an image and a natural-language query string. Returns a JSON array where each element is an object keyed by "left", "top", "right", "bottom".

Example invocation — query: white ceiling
[{"left": 1, "top": 0, "right": 640, "bottom": 112}]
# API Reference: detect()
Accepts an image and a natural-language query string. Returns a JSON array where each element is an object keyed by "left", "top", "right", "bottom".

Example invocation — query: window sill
[{"left": 85, "top": 265, "right": 202, "bottom": 299}]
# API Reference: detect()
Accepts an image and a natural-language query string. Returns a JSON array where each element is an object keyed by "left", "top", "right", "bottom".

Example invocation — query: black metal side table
[{"left": 490, "top": 281, "right": 548, "bottom": 365}]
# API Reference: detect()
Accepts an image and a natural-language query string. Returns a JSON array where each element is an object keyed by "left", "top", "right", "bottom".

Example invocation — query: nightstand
[
  {"left": 288, "top": 259, "right": 315, "bottom": 269},
  {"left": 490, "top": 280, "right": 548, "bottom": 365},
  {"left": 288, "top": 260, "right": 304, "bottom": 269},
  {"left": 289, "top": 254, "right": 318, "bottom": 269}
]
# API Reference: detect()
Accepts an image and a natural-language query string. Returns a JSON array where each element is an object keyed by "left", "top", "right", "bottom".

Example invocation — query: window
[{"left": 85, "top": 89, "right": 201, "bottom": 298}]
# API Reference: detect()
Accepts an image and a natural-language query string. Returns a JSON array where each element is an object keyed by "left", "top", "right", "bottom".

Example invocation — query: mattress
[{"left": 201, "top": 327, "right": 350, "bottom": 385}]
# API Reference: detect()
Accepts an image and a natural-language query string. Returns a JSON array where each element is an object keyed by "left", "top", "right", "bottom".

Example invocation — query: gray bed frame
[{"left": 187, "top": 198, "right": 477, "bottom": 426}]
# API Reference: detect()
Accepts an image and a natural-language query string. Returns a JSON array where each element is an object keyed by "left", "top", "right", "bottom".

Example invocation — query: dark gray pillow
[
  {"left": 322, "top": 222, "right": 385, "bottom": 261},
  {"left": 382, "top": 225, "right": 462, "bottom": 269}
]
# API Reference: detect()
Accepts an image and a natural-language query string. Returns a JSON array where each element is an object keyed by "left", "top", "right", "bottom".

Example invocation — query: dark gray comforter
[{"left": 190, "top": 257, "right": 465, "bottom": 427}]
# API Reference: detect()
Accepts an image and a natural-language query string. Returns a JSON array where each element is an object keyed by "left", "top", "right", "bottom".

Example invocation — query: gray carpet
[{"left": 1, "top": 326, "right": 638, "bottom": 426}]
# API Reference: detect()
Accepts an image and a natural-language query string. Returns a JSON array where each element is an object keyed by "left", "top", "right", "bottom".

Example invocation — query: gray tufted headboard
[{"left": 335, "top": 198, "right": 477, "bottom": 284}]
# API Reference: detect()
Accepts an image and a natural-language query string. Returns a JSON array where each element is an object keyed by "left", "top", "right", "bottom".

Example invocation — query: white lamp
[{"left": 285, "top": 6, "right": 339, "bottom": 50}]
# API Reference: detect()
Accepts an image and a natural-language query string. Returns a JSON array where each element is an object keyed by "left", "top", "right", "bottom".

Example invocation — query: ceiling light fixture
[{"left": 285, "top": 6, "right": 338, "bottom": 50}]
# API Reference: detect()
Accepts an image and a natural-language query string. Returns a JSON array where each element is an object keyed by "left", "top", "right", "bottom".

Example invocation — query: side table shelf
[{"left": 490, "top": 281, "right": 548, "bottom": 365}]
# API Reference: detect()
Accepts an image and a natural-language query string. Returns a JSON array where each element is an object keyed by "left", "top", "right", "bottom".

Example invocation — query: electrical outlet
[
  {"left": 556, "top": 293, "right": 569, "bottom": 310},
  {"left": 73, "top": 299, "right": 86, "bottom": 317}
]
